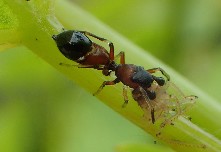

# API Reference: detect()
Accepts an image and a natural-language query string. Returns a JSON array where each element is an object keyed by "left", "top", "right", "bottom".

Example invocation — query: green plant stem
[{"left": 1, "top": 0, "right": 221, "bottom": 151}]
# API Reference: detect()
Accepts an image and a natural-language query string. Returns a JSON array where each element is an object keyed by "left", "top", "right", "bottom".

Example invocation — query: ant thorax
[{"left": 132, "top": 81, "right": 197, "bottom": 128}]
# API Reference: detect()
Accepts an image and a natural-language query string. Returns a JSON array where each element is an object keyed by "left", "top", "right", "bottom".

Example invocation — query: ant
[{"left": 52, "top": 30, "right": 170, "bottom": 124}]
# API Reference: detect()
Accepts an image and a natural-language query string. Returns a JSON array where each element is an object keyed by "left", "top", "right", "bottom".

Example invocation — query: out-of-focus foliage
[{"left": 74, "top": 0, "right": 221, "bottom": 101}]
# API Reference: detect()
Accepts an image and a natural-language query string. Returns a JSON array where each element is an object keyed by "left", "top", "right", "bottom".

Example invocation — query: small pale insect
[{"left": 132, "top": 80, "right": 197, "bottom": 130}]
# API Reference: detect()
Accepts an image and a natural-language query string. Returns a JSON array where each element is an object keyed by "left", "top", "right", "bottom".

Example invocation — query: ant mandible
[{"left": 52, "top": 30, "right": 170, "bottom": 124}]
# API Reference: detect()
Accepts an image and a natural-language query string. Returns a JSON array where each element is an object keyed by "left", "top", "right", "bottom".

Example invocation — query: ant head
[{"left": 52, "top": 30, "right": 92, "bottom": 61}]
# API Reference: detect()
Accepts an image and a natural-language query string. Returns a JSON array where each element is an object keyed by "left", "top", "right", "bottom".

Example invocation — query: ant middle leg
[
  {"left": 147, "top": 67, "right": 170, "bottom": 81},
  {"left": 80, "top": 31, "right": 115, "bottom": 61},
  {"left": 93, "top": 78, "right": 120, "bottom": 96}
]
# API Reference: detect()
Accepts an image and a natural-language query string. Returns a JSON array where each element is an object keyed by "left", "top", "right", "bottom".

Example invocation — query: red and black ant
[{"left": 52, "top": 30, "right": 170, "bottom": 124}]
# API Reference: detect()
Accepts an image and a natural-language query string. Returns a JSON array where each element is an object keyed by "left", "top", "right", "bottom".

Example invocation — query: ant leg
[
  {"left": 80, "top": 31, "right": 115, "bottom": 61},
  {"left": 122, "top": 85, "right": 129, "bottom": 108},
  {"left": 120, "top": 51, "right": 125, "bottom": 64},
  {"left": 114, "top": 51, "right": 125, "bottom": 64},
  {"left": 137, "top": 87, "right": 155, "bottom": 124},
  {"left": 110, "top": 51, "right": 125, "bottom": 65},
  {"left": 147, "top": 67, "right": 170, "bottom": 81},
  {"left": 93, "top": 78, "right": 120, "bottom": 96},
  {"left": 59, "top": 62, "right": 104, "bottom": 70}
]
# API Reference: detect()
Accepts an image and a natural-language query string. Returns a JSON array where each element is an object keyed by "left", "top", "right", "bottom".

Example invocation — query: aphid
[{"left": 132, "top": 80, "right": 197, "bottom": 129}]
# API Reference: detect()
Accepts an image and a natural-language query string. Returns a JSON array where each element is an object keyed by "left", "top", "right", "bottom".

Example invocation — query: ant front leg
[
  {"left": 80, "top": 31, "right": 115, "bottom": 61},
  {"left": 93, "top": 78, "right": 120, "bottom": 96},
  {"left": 147, "top": 67, "right": 170, "bottom": 81}
]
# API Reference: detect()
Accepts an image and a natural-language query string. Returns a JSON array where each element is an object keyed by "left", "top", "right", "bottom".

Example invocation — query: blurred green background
[{"left": 1, "top": 0, "right": 221, "bottom": 152}]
